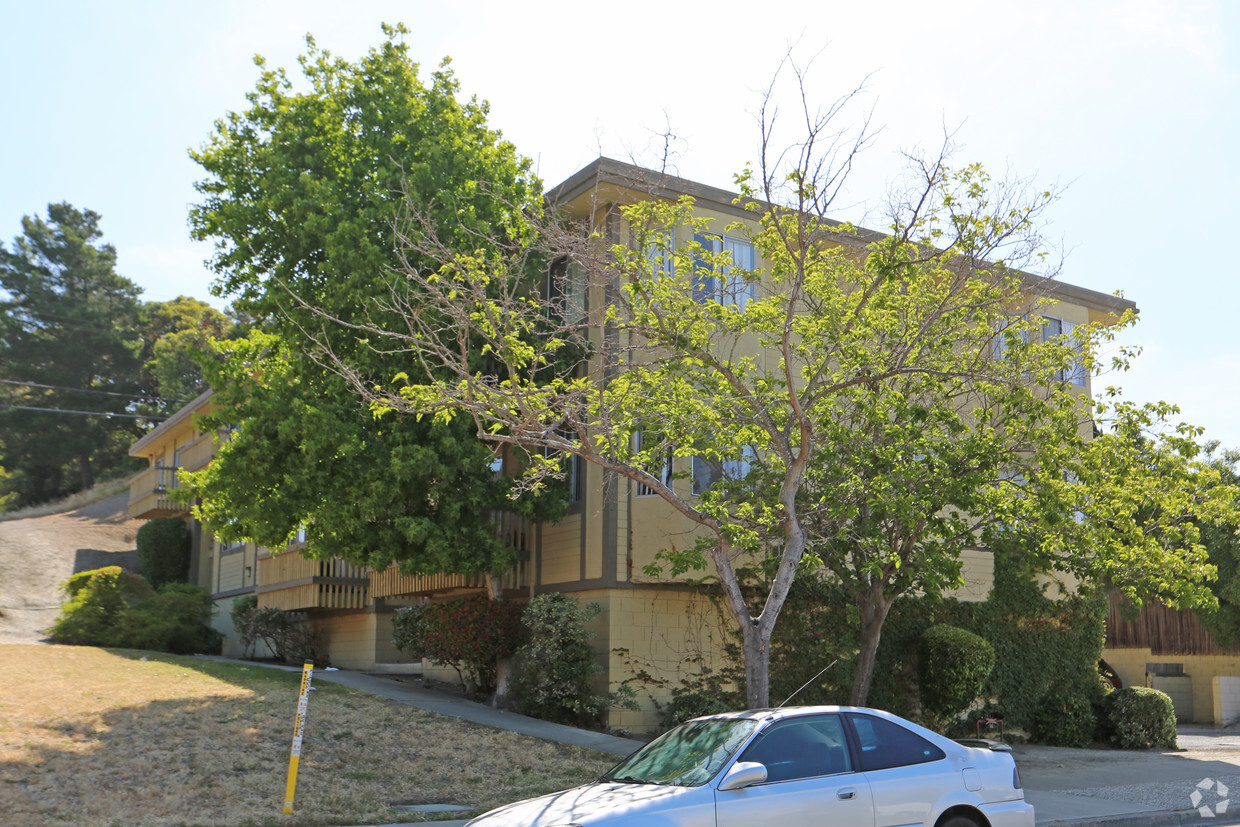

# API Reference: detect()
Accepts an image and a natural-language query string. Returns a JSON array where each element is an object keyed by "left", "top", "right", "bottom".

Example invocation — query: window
[
  {"left": 641, "top": 229, "right": 676, "bottom": 280},
  {"left": 568, "top": 451, "right": 584, "bottom": 504},
  {"left": 545, "top": 439, "right": 584, "bottom": 504},
  {"left": 845, "top": 713, "right": 945, "bottom": 771},
  {"left": 1041, "top": 316, "right": 1087, "bottom": 386},
  {"left": 692, "top": 233, "right": 755, "bottom": 309},
  {"left": 991, "top": 316, "right": 1028, "bottom": 360},
  {"left": 739, "top": 715, "right": 853, "bottom": 783},
  {"left": 692, "top": 446, "right": 756, "bottom": 496},
  {"left": 546, "top": 258, "right": 587, "bottom": 323},
  {"left": 633, "top": 431, "right": 673, "bottom": 497}
]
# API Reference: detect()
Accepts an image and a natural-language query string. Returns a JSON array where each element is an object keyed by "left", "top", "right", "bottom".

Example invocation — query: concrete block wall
[
  {"left": 1150, "top": 675, "right": 1194, "bottom": 722},
  {"left": 314, "top": 610, "right": 379, "bottom": 670},
  {"left": 597, "top": 587, "right": 733, "bottom": 735},
  {"left": 1213, "top": 676, "right": 1240, "bottom": 725}
]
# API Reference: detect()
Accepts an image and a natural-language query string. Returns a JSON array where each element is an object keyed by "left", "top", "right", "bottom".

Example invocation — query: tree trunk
[
  {"left": 78, "top": 454, "right": 94, "bottom": 492},
  {"left": 849, "top": 587, "right": 893, "bottom": 706},
  {"left": 741, "top": 621, "right": 772, "bottom": 709},
  {"left": 484, "top": 571, "right": 512, "bottom": 708}
]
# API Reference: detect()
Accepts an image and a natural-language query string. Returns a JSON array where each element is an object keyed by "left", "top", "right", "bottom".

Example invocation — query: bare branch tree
[{"left": 291, "top": 57, "right": 1119, "bottom": 708}]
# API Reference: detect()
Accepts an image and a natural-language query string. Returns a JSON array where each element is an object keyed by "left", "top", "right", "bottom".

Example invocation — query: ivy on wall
[{"left": 623, "top": 552, "right": 1107, "bottom": 734}]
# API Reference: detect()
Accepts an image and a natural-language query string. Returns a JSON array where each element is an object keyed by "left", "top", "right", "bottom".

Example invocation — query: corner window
[
  {"left": 1041, "top": 316, "right": 1087, "bottom": 387},
  {"left": 845, "top": 713, "right": 945, "bottom": 771},
  {"left": 641, "top": 229, "right": 676, "bottom": 280},
  {"left": 546, "top": 258, "right": 586, "bottom": 323},
  {"left": 692, "top": 233, "right": 755, "bottom": 310}
]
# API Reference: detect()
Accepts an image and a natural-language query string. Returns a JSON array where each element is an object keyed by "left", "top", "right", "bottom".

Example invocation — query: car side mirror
[{"left": 718, "top": 761, "right": 768, "bottom": 791}]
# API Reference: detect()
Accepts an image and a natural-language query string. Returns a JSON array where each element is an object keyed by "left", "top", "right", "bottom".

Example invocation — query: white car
[{"left": 466, "top": 705, "right": 1032, "bottom": 827}]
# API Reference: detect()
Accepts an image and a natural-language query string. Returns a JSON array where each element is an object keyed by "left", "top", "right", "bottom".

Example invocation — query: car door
[
  {"left": 844, "top": 712, "right": 955, "bottom": 827},
  {"left": 715, "top": 713, "right": 875, "bottom": 827}
]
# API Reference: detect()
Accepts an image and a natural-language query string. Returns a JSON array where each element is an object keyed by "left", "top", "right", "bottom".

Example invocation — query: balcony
[
  {"left": 256, "top": 552, "right": 370, "bottom": 611},
  {"left": 370, "top": 510, "right": 533, "bottom": 598},
  {"left": 128, "top": 464, "right": 188, "bottom": 520},
  {"left": 177, "top": 431, "right": 217, "bottom": 472}
]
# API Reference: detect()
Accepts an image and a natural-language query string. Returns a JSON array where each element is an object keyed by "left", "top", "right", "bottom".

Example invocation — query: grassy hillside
[{"left": 0, "top": 645, "right": 612, "bottom": 825}]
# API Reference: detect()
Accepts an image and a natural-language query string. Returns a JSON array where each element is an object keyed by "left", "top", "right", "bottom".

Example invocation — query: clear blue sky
[{"left": 3, "top": 1, "right": 1237, "bottom": 447}]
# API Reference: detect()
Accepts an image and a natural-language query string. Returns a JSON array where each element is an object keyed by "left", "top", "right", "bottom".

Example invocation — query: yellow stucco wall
[
  {"left": 1102, "top": 647, "right": 1240, "bottom": 725},
  {"left": 594, "top": 587, "right": 735, "bottom": 735},
  {"left": 313, "top": 611, "right": 381, "bottom": 670}
]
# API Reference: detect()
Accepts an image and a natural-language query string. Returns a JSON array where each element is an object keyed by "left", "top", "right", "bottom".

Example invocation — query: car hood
[{"left": 467, "top": 780, "right": 706, "bottom": 825}]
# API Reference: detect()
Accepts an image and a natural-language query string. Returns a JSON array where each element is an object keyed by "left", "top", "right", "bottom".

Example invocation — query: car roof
[{"left": 693, "top": 705, "right": 892, "bottom": 723}]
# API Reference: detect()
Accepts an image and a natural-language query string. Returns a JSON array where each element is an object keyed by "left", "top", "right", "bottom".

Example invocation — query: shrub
[
  {"left": 511, "top": 593, "right": 636, "bottom": 726},
  {"left": 48, "top": 566, "right": 220, "bottom": 654},
  {"left": 230, "top": 594, "right": 260, "bottom": 658},
  {"left": 392, "top": 595, "right": 522, "bottom": 696},
  {"left": 1031, "top": 687, "right": 1097, "bottom": 747},
  {"left": 50, "top": 567, "right": 154, "bottom": 646},
  {"left": 136, "top": 518, "right": 192, "bottom": 588},
  {"left": 918, "top": 624, "right": 995, "bottom": 724},
  {"left": 663, "top": 690, "right": 734, "bottom": 728},
  {"left": 240, "top": 606, "right": 327, "bottom": 666},
  {"left": 114, "top": 583, "right": 223, "bottom": 655},
  {"left": 1104, "top": 687, "right": 1177, "bottom": 749}
]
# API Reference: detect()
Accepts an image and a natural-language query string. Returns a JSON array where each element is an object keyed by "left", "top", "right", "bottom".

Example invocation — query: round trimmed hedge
[
  {"left": 1104, "top": 687, "right": 1177, "bottom": 749},
  {"left": 918, "top": 624, "right": 995, "bottom": 720}
]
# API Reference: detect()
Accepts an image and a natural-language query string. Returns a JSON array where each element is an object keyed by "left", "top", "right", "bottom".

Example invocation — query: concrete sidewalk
[
  {"left": 198, "top": 657, "right": 1240, "bottom": 826},
  {"left": 1015, "top": 730, "right": 1240, "bottom": 826}
]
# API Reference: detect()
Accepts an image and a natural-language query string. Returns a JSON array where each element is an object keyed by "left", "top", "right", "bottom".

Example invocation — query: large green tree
[
  {"left": 183, "top": 26, "right": 555, "bottom": 595},
  {"left": 0, "top": 204, "right": 146, "bottom": 504}
]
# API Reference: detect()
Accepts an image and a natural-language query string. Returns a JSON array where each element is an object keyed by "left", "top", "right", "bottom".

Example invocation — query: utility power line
[
  {"left": 0, "top": 379, "right": 189, "bottom": 404},
  {"left": 0, "top": 404, "right": 167, "bottom": 421}
]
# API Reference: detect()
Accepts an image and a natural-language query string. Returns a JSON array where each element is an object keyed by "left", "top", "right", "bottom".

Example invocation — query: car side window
[
  {"left": 737, "top": 715, "right": 853, "bottom": 783},
  {"left": 845, "top": 713, "right": 946, "bottom": 772}
]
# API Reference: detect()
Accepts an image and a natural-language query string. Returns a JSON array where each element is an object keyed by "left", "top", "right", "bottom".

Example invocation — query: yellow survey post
[{"left": 283, "top": 661, "right": 315, "bottom": 814}]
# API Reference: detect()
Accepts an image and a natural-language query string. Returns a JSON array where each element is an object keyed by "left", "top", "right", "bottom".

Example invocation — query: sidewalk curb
[{"left": 1038, "top": 809, "right": 1222, "bottom": 827}]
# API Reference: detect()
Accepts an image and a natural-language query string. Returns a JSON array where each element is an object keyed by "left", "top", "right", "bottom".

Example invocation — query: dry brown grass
[
  {"left": 0, "top": 644, "right": 615, "bottom": 826},
  {"left": 0, "top": 477, "right": 130, "bottom": 522}
]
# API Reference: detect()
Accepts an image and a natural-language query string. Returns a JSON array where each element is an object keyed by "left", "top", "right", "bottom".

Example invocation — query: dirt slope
[{"left": 0, "top": 492, "right": 143, "bottom": 644}]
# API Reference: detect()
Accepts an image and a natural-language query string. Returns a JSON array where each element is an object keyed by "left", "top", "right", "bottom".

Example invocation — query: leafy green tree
[
  {"left": 1196, "top": 446, "right": 1240, "bottom": 643},
  {"left": 0, "top": 204, "right": 146, "bottom": 504},
  {"left": 138, "top": 295, "right": 240, "bottom": 407},
  {"left": 183, "top": 26, "right": 555, "bottom": 605}
]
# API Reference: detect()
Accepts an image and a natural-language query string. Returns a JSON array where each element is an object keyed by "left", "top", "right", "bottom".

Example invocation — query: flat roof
[{"left": 547, "top": 157, "right": 1137, "bottom": 317}]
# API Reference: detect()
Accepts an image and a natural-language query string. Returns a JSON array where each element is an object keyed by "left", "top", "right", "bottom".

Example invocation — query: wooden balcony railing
[
  {"left": 177, "top": 432, "right": 216, "bottom": 472},
  {"left": 256, "top": 552, "right": 370, "bottom": 611},
  {"left": 127, "top": 464, "right": 188, "bottom": 520},
  {"left": 370, "top": 510, "right": 533, "bottom": 598}
]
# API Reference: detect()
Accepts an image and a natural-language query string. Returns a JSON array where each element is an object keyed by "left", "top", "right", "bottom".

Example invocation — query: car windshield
[{"left": 602, "top": 718, "right": 758, "bottom": 787}]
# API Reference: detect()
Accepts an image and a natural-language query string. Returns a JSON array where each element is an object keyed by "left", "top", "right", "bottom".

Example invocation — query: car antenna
[{"left": 777, "top": 658, "right": 839, "bottom": 708}]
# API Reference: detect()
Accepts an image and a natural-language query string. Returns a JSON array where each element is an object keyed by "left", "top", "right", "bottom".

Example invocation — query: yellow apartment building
[{"left": 127, "top": 158, "right": 1169, "bottom": 732}]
